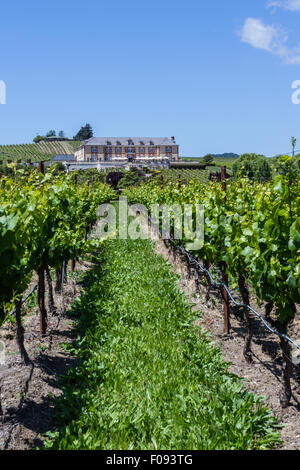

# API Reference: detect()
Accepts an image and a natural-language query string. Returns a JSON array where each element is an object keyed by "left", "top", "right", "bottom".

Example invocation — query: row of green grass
[{"left": 44, "top": 237, "right": 281, "bottom": 450}]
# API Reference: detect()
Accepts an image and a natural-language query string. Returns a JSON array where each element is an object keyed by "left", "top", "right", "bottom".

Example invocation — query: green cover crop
[{"left": 44, "top": 238, "right": 281, "bottom": 450}]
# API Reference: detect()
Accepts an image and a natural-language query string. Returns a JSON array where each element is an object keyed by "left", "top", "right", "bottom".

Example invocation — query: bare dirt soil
[
  {"left": 0, "top": 262, "right": 91, "bottom": 450},
  {"left": 154, "top": 238, "right": 300, "bottom": 450}
]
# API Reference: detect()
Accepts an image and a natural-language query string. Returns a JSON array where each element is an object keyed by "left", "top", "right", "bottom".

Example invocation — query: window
[
  {"left": 91, "top": 146, "right": 98, "bottom": 153},
  {"left": 139, "top": 147, "right": 145, "bottom": 153},
  {"left": 166, "top": 146, "right": 172, "bottom": 153},
  {"left": 116, "top": 147, "right": 122, "bottom": 154},
  {"left": 106, "top": 147, "right": 112, "bottom": 153}
]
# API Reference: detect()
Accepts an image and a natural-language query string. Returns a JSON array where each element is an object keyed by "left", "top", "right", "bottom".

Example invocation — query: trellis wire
[
  {"left": 8, "top": 261, "right": 67, "bottom": 318},
  {"left": 146, "top": 211, "right": 300, "bottom": 353},
  {"left": 9, "top": 284, "right": 38, "bottom": 317},
  {"left": 169, "top": 237, "right": 300, "bottom": 352}
]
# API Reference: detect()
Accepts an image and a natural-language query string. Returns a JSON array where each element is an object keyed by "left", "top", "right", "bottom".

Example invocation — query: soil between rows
[{"left": 0, "top": 262, "right": 91, "bottom": 450}]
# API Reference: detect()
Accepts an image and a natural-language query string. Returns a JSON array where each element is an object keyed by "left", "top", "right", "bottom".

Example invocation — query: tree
[
  {"left": 33, "top": 135, "right": 44, "bottom": 143},
  {"left": 58, "top": 130, "right": 65, "bottom": 138},
  {"left": 117, "top": 168, "right": 144, "bottom": 189},
  {"left": 73, "top": 123, "right": 93, "bottom": 141},
  {"left": 203, "top": 154, "right": 214, "bottom": 163},
  {"left": 291, "top": 136, "right": 296, "bottom": 157},
  {"left": 46, "top": 130, "right": 56, "bottom": 137}
]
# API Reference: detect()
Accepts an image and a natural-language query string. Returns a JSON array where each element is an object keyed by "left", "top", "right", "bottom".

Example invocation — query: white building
[{"left": 74, "top": 137, "right": 179, "bottom": 163}]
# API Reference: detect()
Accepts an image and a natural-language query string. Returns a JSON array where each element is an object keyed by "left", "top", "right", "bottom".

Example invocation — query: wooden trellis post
[
  {"left": 38, "top": 161, "right": 45, "bottom": 185},
  {"left": 178, "top": 174, "right": 181, "bottom": 189}
]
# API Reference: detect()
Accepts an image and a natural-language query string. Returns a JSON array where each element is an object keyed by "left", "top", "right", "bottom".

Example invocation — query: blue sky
[{"left": 1, "top": 0, "right": 300, "bottom": 157}]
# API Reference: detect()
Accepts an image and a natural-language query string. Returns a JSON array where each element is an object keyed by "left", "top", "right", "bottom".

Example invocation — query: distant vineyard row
[
  {"left": 0, "top": 141, "right": 82, "bottom": 163},
  {"left": 155, "top": 167, "right": 228, "bottom": 184}
]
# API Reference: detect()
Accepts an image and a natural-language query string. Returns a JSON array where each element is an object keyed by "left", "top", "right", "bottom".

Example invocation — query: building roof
[
  {"left": 83, "top": 137, "right": 176, "bottom": 146},
  {"left": 51, "top": 154, "right": 74, "bottom": 161},
  {"left": 42, "top": 136, "right": 69, "bottom": 142}
]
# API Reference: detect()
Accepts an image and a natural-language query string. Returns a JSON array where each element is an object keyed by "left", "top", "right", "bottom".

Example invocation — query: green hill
[{"left": 0, "top": 141, "right": 82, "bottom": 163}]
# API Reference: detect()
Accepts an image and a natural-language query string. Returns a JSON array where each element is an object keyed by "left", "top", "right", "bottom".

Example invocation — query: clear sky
[{"left": 1, "top": 0, "right": 300, "bottom": 157}]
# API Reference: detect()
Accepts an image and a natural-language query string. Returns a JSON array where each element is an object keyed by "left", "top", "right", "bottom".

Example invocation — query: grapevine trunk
[
  {"left": 15, "top": 302, "right": 30, "bottom": 365},
  {"left": 238, "top": 276, "right": 253, "bottom": 364}
]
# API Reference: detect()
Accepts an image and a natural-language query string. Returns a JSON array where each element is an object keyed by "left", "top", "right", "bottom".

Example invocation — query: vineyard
[
  {"left": 153, "top": 167, "right": 221, "bottom": 185},
  {"left": 123, "top": 157, "right": 300, "bottom": 408},
  {"left": 0, "top": 158, "right": 299, "bottom": 450},
  {"left": 0, "top": 169, "right": 114, "bottom": 333},
  {"left": 0, "top": 141, "right": 82, "bottom": 164}
]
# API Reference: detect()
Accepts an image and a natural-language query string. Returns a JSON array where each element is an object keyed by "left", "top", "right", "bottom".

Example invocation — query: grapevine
[{"left": 124, "top": 158, "right": 300, "bottom": 407}]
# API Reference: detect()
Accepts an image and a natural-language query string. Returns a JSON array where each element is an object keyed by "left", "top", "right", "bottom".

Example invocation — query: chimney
[{"left": 171, "top": 136, "right": 175, "bottom": 142}]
